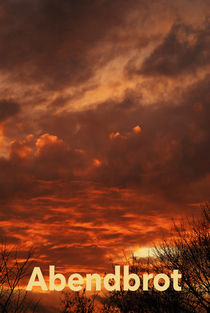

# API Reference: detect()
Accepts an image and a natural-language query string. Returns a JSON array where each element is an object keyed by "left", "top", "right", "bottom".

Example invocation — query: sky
[{"left": 0, "top": 0, "right": 210, "bottom": 304}]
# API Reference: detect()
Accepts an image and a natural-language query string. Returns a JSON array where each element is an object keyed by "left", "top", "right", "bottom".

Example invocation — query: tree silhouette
[
  {"left": 60, "top": 289, "right": 96, "bottom": 313},
  {"left": 99, "top": 205, "right": 209, "bottom": 313},
  {"left": 0, "top": 242, "right": 38, "bottom": 313},
  {"left": 57, "top": 206, "right": 209, "bottom": 313},
  {"left": 99, "top": 260, "right": 193, "bottom": 313},
  {"left": 154, "top": 205, "right": 210, "bottom": 313}
]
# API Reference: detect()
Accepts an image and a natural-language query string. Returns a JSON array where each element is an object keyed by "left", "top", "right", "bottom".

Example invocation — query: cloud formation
[
  {"left": 126, "top": 19, "right": 210, "bottom": 77},
  {"left": 0, "top": 1, "right": 209, "bottom": 300},
  {"left": 0, "top": 100, "right": 20, "bottom": 122},
  {"left": 0, "top": 0, "right": 142, "bottom": 90}
]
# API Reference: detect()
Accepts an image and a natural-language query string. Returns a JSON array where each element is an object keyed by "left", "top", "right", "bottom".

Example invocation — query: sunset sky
[{"left": 0, "top": 0, "right": 210, "bottom": 296}]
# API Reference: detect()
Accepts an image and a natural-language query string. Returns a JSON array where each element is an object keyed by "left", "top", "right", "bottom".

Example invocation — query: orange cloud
[
  {"left": 93, "top": 159, "right": 102, "bottom": 167},
  {"left": 133, "top": 125, "right": 142, "bottom": 134},
  {"left": 35, "top": 133, "right": 63, "bottom": 155},
  {"left": 109, "top": 131, "right": 120, "bottom": 139},
  {"left": 9, "top": 139, "right": 32, "bottom": 159}
]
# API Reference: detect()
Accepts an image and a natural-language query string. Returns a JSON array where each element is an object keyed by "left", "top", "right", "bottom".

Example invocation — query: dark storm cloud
[
  {"left": 127, "top": 18, "right": 210, "bottom": 77},
  {"left": 1, "top": 72, "right": 207, "bottom": 223},
  {"left": 0, "top": 99, "right": 20, "bottom": 122},
  {"left": 34, "top": 73, "right": 210, "bottom": 206},
  {"left": 0, "top": 0, "right": 140, "bottom": 90},
  {"left": 0, "top": 74, "right": 209, "bottom": 219}
]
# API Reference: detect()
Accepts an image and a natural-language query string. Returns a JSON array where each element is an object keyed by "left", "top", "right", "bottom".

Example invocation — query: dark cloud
[
  {"left": 0, "top": 0, "right": 140, "bottom": 90},
  {"left": 35, "top": 74, "right": 210, "bottom": 197},
  {"left": 0, "top": 99, "right": 20, "bottom": 122},
  {"left": 127, "top": 19, "right": 210, "bottom": 77},
  {"left": 1, "top": 74, "right": 209, "bottom": 220}
]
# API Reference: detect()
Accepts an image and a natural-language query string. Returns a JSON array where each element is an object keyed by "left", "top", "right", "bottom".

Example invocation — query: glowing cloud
[
  {"left": 109, "top": 132, "right": 120, "bottom": 139},
  {"left": 93, "top": 159, "right": 102, "bottom": 167},
  {"left": 134, "top": 247, "right": 155, "bottom": 258},
  {"left": 133, "top": 125, "right": 142, "bottom": 134},
  {"left": 36, "top": 133, "right": 63, "bottom": 154}
]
